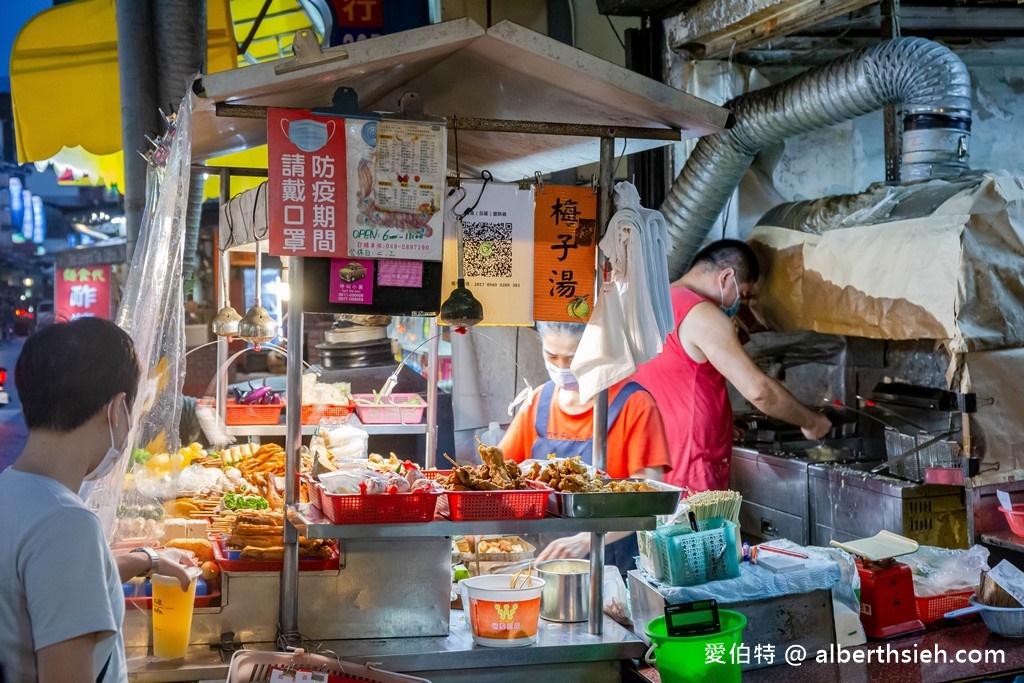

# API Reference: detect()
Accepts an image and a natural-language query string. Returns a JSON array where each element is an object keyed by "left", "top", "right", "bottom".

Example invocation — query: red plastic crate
[
  {"left": 212, "top": 539, "right": 340, "bottom": 572},
  {"left": 1000, "top": 504, "right": 1024, "bottom": 538},
  {"left": 424, "top": 470, "right": 551, "bottom": 521},
  {"left": 198, "top": 399, "right": 284, "bottom": 426},
  {"left": 312, "top": 481, "right": 441, "bottom": 524},
  {"left": 301, "top": 402, "right": 354, "bottom": 425},
  {"left": 915, "top": 590, "right": 975, "bottom": 624}
]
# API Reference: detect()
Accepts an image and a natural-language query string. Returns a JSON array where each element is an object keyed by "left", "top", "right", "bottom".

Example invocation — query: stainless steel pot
[{"left": 536, "top": 559, "right": 589, "bottom": 623}]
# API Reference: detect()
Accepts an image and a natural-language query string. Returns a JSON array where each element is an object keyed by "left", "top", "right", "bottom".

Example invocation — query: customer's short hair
[
  {"left": 690, "top": 239, "right": 761, "bottom": 284},
  {"left": 536, "top": 321, "right": 586, "bottom": 341},
  {"left": 16, "top": 318, "right": 140, "bottom": 432}
]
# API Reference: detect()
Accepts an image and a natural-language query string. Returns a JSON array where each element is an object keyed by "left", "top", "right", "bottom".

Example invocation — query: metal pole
[
  {"left": 216, "top": 170, "right": 230, "bottom": 425},
  {"left": 280, "top": 256, "right": 304, "bottom": 642},
  {"left": 588, "top": 135, "right": 617, "bottom": 636},
  {"left": 115, "top": 0, "right": 159, "bottom": 264},
  {"left": 425, "top": 318, "right": 440, "bottom": 469},
  {"left": 882, "top": 0, "right": 902, "bottom": 183}
]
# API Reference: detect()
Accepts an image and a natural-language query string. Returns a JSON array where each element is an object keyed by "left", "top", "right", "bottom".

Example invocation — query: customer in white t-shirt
[{"left": 0, "top": 318, "right": 195, "bottom": 683}]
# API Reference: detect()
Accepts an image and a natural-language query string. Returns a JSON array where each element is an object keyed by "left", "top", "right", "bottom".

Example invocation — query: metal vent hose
[{"left": 661, "top": 37, "right": 972, "bottom": 279}]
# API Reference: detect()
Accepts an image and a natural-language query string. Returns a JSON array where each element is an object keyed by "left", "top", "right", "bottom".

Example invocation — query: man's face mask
[
  {"left": 720, "top": 276, "right": 742, "bottom": 319},
  {"left": 85, "top": 400, "right": 131, "bottom": 482}
]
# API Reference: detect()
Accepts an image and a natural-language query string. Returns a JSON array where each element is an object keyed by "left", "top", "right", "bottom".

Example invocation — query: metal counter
[{"left": 127, "top": 611, "right": 645, "bottom": 683}]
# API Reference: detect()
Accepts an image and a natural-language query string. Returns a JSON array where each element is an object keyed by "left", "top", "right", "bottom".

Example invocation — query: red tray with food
[
  {"left": 211, "top": 538, "right": 340, "bottom": 572},
  {"left": 311, "top": 479, "right": 442, "bottom": 525},
  {"left": 424, "top": 470, "right": 551, "bottom": 521}
]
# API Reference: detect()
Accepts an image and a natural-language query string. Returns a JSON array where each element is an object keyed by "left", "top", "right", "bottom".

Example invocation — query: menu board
[
  {"left": 532, "top": 186, "right": 597, "bottom": 322},
  {"left": 267, "top": 108, "right": 347, "bottom": 258},
  {"left": 441, "top": 181, "right": 536, "bottom": 325},
  {"left": 346, "top": 119, "right": 446, "bottom": 261}
]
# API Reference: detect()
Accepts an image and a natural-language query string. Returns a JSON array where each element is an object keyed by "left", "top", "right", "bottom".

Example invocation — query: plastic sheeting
[{"left": 80, "top": 96, "right": 193, "bottom": 540}]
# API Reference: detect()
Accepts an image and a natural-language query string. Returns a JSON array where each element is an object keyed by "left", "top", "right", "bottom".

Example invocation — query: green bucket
[{"left": 644, "top": 610, "right": 747, "bottom": 683}]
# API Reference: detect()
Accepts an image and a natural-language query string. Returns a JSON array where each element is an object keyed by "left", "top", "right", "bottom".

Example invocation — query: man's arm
[
  {"left": 684, "top": 303, "right": 831, "bottom": 439},
  {"left": 37, "top": 633, "right": 105, "bottom": 683}
]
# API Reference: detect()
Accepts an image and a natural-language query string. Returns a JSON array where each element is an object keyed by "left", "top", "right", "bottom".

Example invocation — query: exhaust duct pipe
[{"left": 661, "top": 37, "right": 972, "bottom": 279}]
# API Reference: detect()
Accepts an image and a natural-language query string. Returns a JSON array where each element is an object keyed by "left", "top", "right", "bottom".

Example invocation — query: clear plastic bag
[
  {"left": 82, "top": 94, "right": 194, "bottom": 540},
  {"left": 903, "top": 544, "right": 990, "bottom": 597},
  {"left": 604, "top": 568, "right": 632, "bottom": 627}
]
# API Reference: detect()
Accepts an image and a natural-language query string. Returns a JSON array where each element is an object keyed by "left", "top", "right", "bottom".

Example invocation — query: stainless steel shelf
[
  {"left": 981, "top": 530, "right": 1024, "bottom": 553},
  {"left": 225, "top": 423, "right": 428, "bottom": 437},
  {"left": 287, "top": 503, "right": 656, "bottom": 539}
]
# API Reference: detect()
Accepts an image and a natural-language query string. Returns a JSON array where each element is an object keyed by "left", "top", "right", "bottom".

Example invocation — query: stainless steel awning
[{"left": 192, "top": 18, "right": 732, "bottom": 181}]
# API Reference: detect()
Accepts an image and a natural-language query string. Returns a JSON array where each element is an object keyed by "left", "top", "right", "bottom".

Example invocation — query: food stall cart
[{"left": 123, "top": 18, "right": 732, "bottom": 682}]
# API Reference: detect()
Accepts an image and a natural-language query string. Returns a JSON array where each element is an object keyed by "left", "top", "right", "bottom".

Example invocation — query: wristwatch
[{"left": 131, "top": 547, "right": 160, "bottom": 577}]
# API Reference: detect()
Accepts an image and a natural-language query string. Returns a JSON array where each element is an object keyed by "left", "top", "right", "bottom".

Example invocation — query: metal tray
[{"left": 547, "top": 479, "right": 683, "bottom": 518}]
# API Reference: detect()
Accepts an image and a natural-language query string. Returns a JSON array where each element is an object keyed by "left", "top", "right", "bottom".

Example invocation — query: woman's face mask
[
  {"left": 720, "top": 276, "right": 742, "bottom": 319},
  {"left": 84, "top": 400, "right": 130, "bottom": 482},
  {"left": 545, "top": 359, "right": 580, "bottom": 392}
]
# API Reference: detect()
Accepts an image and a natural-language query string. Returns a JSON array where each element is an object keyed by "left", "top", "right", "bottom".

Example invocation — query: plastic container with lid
[{"left": 479, "top": 422, "right": 505, "bottom": 447}]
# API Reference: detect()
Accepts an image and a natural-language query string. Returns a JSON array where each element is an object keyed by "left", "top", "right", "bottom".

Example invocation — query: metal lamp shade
[
  {"left": 439, "top": 279, "right": 484, "bottom": 332},
  {"left": 211, "top": 305, "right": 242, "bottom": 337},
  {"left": 237, "top": 304, "right": 278, "bottom": 343}
]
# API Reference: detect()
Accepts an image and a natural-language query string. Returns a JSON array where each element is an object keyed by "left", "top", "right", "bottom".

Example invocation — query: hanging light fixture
[
  {"left": 237, "top": 235, "right": 278, "bottom": 345},
  {"left": 439, "top": 168, "right": 490, "bottom": 334},
  {"left": 211, "top": 245, "right": 242, "bottom": 337}
]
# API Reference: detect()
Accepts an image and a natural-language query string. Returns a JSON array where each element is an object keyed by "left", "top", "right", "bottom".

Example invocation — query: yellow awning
[{"left": 10, "top": 0, "right": 240, "bottom": 189}]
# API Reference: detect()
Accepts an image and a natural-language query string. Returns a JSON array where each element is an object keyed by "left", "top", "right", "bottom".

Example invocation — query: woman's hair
[
  {"left": 535, "top": 321, "right": 586, "bottom": 341},
  {"left": 15, "top": 317, "right": 141, "bottom": 432}
]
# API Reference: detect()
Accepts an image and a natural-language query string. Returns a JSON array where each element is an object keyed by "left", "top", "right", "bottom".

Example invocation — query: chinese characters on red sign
[
  {"left": 533, "top": 186, "right": 597, "bottom": 322},
  {"left": 56, "top": 265, "right": 111, "bottom": 321},
  {"left": 267, "top": 109, "right": 348, "bottom": 258}
]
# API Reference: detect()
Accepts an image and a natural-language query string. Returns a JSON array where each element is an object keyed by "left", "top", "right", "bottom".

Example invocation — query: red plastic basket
[
  {"left": 915, "top": 590, "right": 975, "bottom": 624},
  {"left": 212, "top": 539, "right": 340, "bottom": 572},
  {"left": 224, "top": 399, "right": 284, "bottom": 426},
  {"left": 352, "top": 394, "right": 427, "bottom": 424},
  {"left": 999, "top": 504, "right": 1024, "bottom": 538},
  {"left": 300, "top": 402, "right": 354, "bottom": 425},
  {"left": 312, "top": 481, "right": 441, "bottom": 524},
  {"left": 424, "top": 470, "right": 551, "bottom": 521}
]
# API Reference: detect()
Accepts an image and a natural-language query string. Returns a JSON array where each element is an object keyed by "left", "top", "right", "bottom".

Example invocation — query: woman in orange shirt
[{"left": 499, "top": 322, "right": 671, "bottom": 574}]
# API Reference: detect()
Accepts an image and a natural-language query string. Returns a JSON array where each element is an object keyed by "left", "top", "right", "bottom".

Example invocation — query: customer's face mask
[
  {"left": 544, "top": 359, "right": 580, "bottom": 392},
  {"left": 85, "top": 400, "right": 131, "bottom": 482},
  {"left": 720, "top": 275, "right": 742, "bottom": 319},
  {"left": 284, "top": 118, "right": 334, "bottom": 153}
]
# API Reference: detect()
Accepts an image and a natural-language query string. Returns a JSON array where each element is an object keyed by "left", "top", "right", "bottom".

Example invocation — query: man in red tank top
[{"left": 633, "top": 240, "right": 831, "bottom": 491}]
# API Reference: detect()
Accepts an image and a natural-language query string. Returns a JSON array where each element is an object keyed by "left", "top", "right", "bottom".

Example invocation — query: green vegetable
[
  {"left": 223, "top": 492, "right": 270, "bottom": 511},
  {"left": 131, "top": 448, "right": 152, "bottom": 465}
]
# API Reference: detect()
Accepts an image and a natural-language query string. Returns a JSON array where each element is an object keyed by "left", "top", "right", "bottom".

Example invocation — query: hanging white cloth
[{"left": 572, "top": 182, "right": 674, "bottom": 403}]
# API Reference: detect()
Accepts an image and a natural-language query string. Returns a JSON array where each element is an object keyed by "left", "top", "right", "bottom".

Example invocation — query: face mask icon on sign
[{"left": 283, "top": 118, "right": 335, "bottom": 153}]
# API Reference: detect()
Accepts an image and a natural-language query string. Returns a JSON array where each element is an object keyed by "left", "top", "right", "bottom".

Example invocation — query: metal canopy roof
[{"left": 192, "top": 18, "right": 732, "bottom": 181}]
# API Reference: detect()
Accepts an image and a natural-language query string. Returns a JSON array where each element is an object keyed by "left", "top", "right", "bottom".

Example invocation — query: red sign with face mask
[
  {"left": 267, "top": 108, "right": 348, "bottom": 258},
  {"left": 56, "top": 265, "right": 112, "bottom": 321}
]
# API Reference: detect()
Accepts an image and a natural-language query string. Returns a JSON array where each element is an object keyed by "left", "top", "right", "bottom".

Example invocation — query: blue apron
[{"left": 531, "top": 380, "right": 643, "bottom": 576}]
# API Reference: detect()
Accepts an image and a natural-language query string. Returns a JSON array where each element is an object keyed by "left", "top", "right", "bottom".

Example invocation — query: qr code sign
[{"left": 463, "top": 220, "right": 513, "bottom": 278}]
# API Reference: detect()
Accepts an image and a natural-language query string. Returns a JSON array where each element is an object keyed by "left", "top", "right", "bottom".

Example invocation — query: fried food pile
[
  {"left": 440, "top": 441, "right": 527, "bottom": 491},
  {"left": 524, "top": 456, "right": 658, "bottom": 493},
  {"left": 226, "top": 511, "right": 333, "bottom": 562},
  {"left": 478, "top": 538, "right": 526, "bottom": 554}
]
